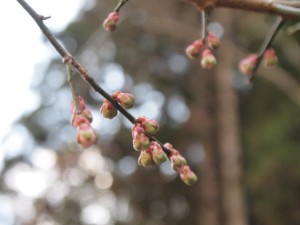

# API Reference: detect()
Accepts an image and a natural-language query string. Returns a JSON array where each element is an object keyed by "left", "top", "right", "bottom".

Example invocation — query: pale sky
[{"left": 0, "top": 0, "right": 87, "bottom": 163}]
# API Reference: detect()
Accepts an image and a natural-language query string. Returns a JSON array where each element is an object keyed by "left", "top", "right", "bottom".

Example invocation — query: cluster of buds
[
  {"left": 185, "top": 32, "right": 219, "bottom": 70},
  {"left": 138, "top": 141, "right": 167, "bottom": 167},
  {"left": 164, "top": 143, "right": 198, "bottom": 186},
  {"left": 239, "top": 48, "right": 278, "bottom": 76},
  {"left": 132, "top": 116, "right": 159, "bottom": 151},
  {"left": 100, "top": 91, "right": 135, "bottom": 119},
  {"left": 131, "top": 117, "right": 167, "bottom": 167},
  {"left": 71, "top": 96, "right": 97, "bottom": 148},
  {"left": 103, "top": 11, "right": 119, "bottom": 32}
]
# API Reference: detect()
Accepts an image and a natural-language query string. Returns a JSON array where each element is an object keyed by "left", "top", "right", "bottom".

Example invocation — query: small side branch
[{"left": 250, "top": 17, "right": 285, "bottom": 81}]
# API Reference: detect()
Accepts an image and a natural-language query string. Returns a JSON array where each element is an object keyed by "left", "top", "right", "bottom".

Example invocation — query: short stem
[
  {"left": 201, "top": 10, "right": 206, "bottom": 40},
  {"left": 66, "top": 65, "right": 81, "bottom": 113},
  {"left": 114, "top": 0, "right": 129, "bottom": 13},
  {"left": 250, "top": 16, "right": 285, "bottom": 82}
]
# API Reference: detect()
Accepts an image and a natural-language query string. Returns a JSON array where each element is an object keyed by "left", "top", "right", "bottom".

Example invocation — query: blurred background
[{"left": 1, "top": 0, "right": 300, "bottom": 225}]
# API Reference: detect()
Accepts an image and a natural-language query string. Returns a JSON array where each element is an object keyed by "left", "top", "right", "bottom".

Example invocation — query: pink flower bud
[
  {"left": 138, "top": 150, "right": 155, "bottom": 167},
  {"left": 185, "top": 39, "right": 204, "bottom": 59},
  {"left": 71, "top": 96, "right": 86, "bottom": 112},
  {"left": 132, "top": 123, "right": 145, "bottom": 139},
  {"left": 133, "top": 132, "right": 150, "bottom": 151},
  {"left": 136, "top": 116, "right": 159, "bottom": 135},
  {"left": 103, "top": 12, "right": 119, "bottom": 32},
  {"left": 100, "top": 99, "right": 118, "bottom": 119},
  {"left": 163, "top": 142, "right": 174, "bottom": 150},
  {"left": 113, "top": 91, "right": 135, "bottom": 109},
  {"left": 201, "top": 49, "right": 217, "bottom": 70},
  {"left": 76, "top": 124, "right": 97, "bottom": 148},
  {"left": 263, "top": 48, "right": 278, "bottom": 67},
  {"left": 170, "top": 151, "right": 187, "bottom": 171},
  {"left": 150, "top": 141, "right": 167, "bottom": 165},
  {"left": 207, "top": 32, "right": 220, "bottom": 49},
  {"left": 179, "top": 165, "right": 198, "bottom": 186},
  {"left": 239, "top": 54, "right": 258, "bottom": 75},
  {"left": 71, "top": 114, "right": 91, "bottom": 127}
]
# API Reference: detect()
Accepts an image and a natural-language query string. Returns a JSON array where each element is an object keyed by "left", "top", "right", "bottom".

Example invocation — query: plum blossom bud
[
  {"left": 185, "top": 39, "right": 204, "bottom": 59},
  {"left": 113, "top": 91, "right": 135, "bottom": 109},
  {"left": 133, "top": 132, "right": 150, "bottom": 151},
  {"left": 150, "top": 141, "right": 167, "bottom": 165},
  {"left": 71, "top": 96, "right": 86, "bottom": 112},
  {"left": 201, "top": 49, "right": 217, "bottom": 70},
  {"left": 163, "top": 142, "right": 174, "bottom": 150},
  {"left": 138, "top": 150, "right": 155, "bottom": 167},
  {"left": 179, "top": 165, "right": 198, "bottom": 186},
  {"left": 132, "top": 123, "right": 145, "bottom": 139},
  {"left": 136, "top": 116, "right": 159, "bottom": 135},
  {"left": 103, "top": 12, "right": 119, "bottom": 32},
  {"left": 144, "top": 119, "right": 159, "bottom": 135},
  {"left": 170, "top": 150, "right": 187, "bottom": 171},
  {"left": 76, "top": 124, "right": 97, "bottom": 148},
  {"left": 71, "top": 114, "right": 91, "bottom": 127},
  {"left": 263, "top": 48, "right": 278, "bottom": 67},
  {"left": 100, "top": 99, "right": 118, "bottom": 119},
  {"left": 239, "top": 54, "right": 258, "bottom": 75},
  {"left": 207, "top": 32, "right": 220, "bottom": 49}
]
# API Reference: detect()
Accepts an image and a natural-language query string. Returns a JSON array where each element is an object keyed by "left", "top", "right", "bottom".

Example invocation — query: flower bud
[
  {"left": 100, "top": 99, "right": 118, "bottom": 119},
  {"left": 133, "top": 132, "right": 150, "bottom": 151},
  {"left": 163, "top": 142, "right": 174, "bottom": 150},
  {"left": 201, "top": 49, "right": 217, "bottom": 70},
  {"left": 150, "top": 141, "right": 167, "bottom": 165},
  {"left": 103, "top": 12, "right": 119, "bottom": 32},
  {"left": 238, "top": 54, "right": 258, "bottom": 75},
  {"left": 71, "top": 96, "right": 86, "bottom": 112},
  {"left": 179, "top": 165, "right": 198, "bottom": 186},
  {"left": 113, "top": 91, "right": 135, "bottom": 109},
  {"left": 132, "top": 123, "right": 145, "bottom": 139},
  {"left": 263, "top": 48, "right": 278, "bottom": 67},
  {"left": 170, "top": 151, "right": 187, "bottom": 171},
  {"left": 76, "top": 124, "right": 97, "bottom": 148},
  {"left": 138, "top": 150, "right": 155, "bottom": 167},
  {"left": 136, "top": 116, "right": 159, "bottom": 135},
  {"left": 207, "top": 32, "right": 220, "bottom": 49},
  {"left": 185, "top": 39, "right": 204, "bottom": 59},
  {"left": 71, "top": 113, "right": 91, "bottom": 127}
]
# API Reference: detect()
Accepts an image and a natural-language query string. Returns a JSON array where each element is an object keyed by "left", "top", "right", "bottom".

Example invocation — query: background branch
[{"left": 187, "top": 0, "right": 300, "bottom": 17}]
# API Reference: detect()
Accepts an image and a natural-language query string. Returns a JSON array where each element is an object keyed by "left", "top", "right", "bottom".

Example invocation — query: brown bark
[{"left": 214, "top": 10, "right": 248, "bottom": 225}]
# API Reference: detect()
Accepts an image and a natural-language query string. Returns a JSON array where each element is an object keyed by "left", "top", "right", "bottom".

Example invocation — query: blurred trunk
[{"left": 214, "top": 10, "right": 248, "bottom": 225}]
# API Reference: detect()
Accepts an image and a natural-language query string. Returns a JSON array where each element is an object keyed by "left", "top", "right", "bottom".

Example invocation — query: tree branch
[
  {"left": 16, "top": 0, "right": 173, "bottom": 156},
  {"left": 187, "top": 0, "right": 300, "bottom": 18}
]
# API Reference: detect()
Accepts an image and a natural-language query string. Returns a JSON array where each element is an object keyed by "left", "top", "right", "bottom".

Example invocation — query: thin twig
[
  {"left": 114, "top": 0, "right": 129, "bottom": 13},
  {"left": 201, "top": 10, "right": 206, "bottom": 40},
  {"left": 250, "top": 16, "right": 285, "bottom": 82},
  {"left": 16, "top": 0, "right": 172, "bottom": 156},
  {"left": 66, "top": 65, "right": 81, "bottom": 113}
]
